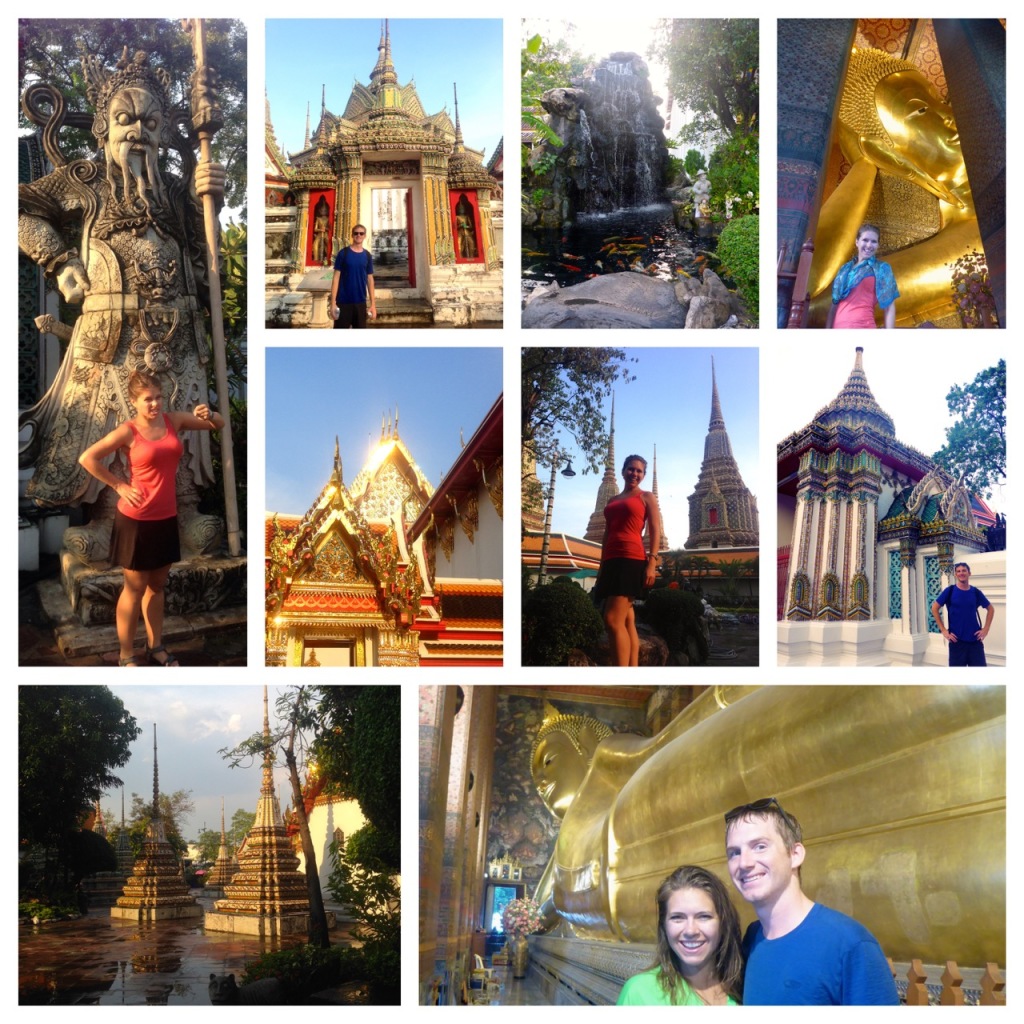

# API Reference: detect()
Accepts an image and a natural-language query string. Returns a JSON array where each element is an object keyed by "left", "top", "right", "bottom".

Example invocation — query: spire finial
[
  {"left": 303, "top": 101, "right": 311, "bottom": 149},
  {"left": 262, "top": 686, "right": 274, "bottom": 796},
  {"left": 453, "top": 82, "right": 465, "bottom": 150}
]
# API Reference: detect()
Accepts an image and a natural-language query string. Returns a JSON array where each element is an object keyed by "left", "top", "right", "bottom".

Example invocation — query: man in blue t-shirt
[
  {"left": 724, "top": 798, "right": 899, "bottom": 1005},
  {"left": 330, "top": 224, "right": 376, "bottom": 329},
  {"left": 931, "top": 562, "right": 993, "bottom": 666}
]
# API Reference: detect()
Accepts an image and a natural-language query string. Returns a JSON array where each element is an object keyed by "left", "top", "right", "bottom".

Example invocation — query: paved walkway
[{"left": 19, "top": 897, "right": 360, "bottom": 1005}]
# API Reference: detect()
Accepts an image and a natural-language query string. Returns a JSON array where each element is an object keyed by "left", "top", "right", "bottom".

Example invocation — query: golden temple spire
[{"left": 370, "top": 17, "right": 398, "bottom": 92}]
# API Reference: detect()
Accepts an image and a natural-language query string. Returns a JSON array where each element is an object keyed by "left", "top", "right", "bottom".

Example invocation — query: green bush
[
  {"left": 522, "top": 578, "right": 603, "bottom": 665},
  {"left": 636, "top": 588, "right": 709, "bottom": 663},
  {"left": 684, "top": 148, "right": 706, "bottom": 177},
  {"left": 708, "top": 132, "right": 758, "bottom": 201},
  {"left": 716, "top": 215, "right": 759, "bottom": 321}
]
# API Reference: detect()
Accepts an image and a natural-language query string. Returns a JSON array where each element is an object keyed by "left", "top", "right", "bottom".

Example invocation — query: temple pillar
[
  {"left": 422, "top": 153, "right": 455, "bottom": 267},
  {"left": 419, "top": 685, "right": 458, "bottom": 1000},
  {"left": 438, "top": 688, "right": 472, "bottom": 980},
  {"left": 777, "top": 19, "right": 855, "bottom": 327},
  {"left": 464, "top": 690, "right": 497, "bottom": 943},
  {"left": 294, "top": 191, "right": 311, "bottom": 273},
  {"left": 336, "top": 154, "right": 363, "bottom": 250},
  {"left": 933, "top": 19, "right": 1006, "bottom": 326}
]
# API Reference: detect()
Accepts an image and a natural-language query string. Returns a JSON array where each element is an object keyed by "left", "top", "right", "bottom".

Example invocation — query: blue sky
[
  {"left": 266, "top": 19, "right": 504, "bottom": 166},
  {"left": 86, "top": 686, "right": 306, "bottom": 841},
  {"left": 265, "top": 347, "right": 502, "bottom": 514},
  {"left": 542, "top": 347, "right": 759, "bottom": 547}
]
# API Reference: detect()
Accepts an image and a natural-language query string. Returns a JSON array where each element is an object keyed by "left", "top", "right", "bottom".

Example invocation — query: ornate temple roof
[
  {"left": 814, "top": 347, "right": 896, "bottom": 437},
  {"left": 310, "top": 20, "right": 455, "bottom": 156},
  {"left": 447, "top": 83, "right": 496, "bottom": 191},
  {"left": 777, "top": 348, "right": 935, "bottom": 490}
]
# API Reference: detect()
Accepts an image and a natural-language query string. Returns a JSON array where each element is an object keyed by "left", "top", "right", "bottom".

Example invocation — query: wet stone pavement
[{"left": 20, "top": 897, "right": 360, "bottom": 1005}]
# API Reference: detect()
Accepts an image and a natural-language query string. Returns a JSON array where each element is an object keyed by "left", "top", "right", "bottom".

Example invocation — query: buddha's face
[
  {"left": 532, "top": 731, "right": 589, "bottom": 819},
  {"left": 876, "top": 70, "right": 966, "bottom": 190}
]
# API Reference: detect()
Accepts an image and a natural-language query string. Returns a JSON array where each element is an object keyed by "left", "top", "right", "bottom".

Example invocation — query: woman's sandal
[
  {"left": 146, "top": 644, "right": 180, "bottom": 667},
  {"left": 119, "top": 654, "right": 143, "bottom": 667}
]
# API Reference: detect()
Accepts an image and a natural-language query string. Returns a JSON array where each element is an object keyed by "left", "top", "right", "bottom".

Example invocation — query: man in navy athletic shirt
[
  {"left": 931, "top": 562, "right": 994, "bottom": 667},
  {"left": 725, "top": 798, "right": 899, "bottom": 1005},
  {"left": 330, "top": 224, "right": 376, "bottom": 328}
]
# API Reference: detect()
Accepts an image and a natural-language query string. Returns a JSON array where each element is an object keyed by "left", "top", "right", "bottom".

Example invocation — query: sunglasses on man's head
[{"left": 724, "top": 796, "right": 797, "bottom": 829}]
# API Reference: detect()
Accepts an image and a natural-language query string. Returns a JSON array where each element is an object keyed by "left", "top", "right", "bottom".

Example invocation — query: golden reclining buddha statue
[
  {"left": 808, "top": 47, "right": 984, "bottom": 326},
  {"left": 531, "top": 685, "right": 1004, "bottom": 967}
]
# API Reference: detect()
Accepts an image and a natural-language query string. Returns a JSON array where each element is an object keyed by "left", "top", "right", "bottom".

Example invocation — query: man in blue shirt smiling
[
  {"left": 724, "top": 798, "right": 899, "bottom": 1005},
  {"left": 931, "top": 562, "right": 993, "bottom": 666}
]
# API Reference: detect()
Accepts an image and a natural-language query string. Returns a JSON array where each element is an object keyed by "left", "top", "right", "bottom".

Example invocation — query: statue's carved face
[
  {"left": 532, "top": 731, "right": 588, "bottom": 819},
  {"left": 104, "top": 86, "right": 165, "bottom": 203},
  {"left": 876, "top": 70, "right": 966, "bottom": 189}
]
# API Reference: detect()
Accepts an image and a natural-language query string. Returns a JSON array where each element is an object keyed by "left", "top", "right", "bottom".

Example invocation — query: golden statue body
[
  {"left": 531, "top": 686, "right": 1004, "bottom": 966},
  {"left": 808, "top": 48, "right": 983, "bottom": 326}
]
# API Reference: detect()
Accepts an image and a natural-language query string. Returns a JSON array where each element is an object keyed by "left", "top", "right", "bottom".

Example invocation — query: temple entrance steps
[{"left": 372, "top": 294, "right": 435, "bottom": 326}]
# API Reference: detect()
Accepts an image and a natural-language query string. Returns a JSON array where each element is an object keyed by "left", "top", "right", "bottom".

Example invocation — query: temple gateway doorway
[{"left": 370, "top": 186, "right": 413, "bottom": 289}]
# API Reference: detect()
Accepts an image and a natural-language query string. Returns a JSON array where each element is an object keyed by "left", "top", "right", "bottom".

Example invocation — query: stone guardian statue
[{"left": 19, "top": 45, "right": 227, "bottom": 565}]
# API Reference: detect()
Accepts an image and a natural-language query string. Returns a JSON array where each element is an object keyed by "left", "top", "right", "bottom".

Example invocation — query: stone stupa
[
  {"left": 202, "top": 797, "right": 240, "bottom": 894},
  {"left": 110, "top": 726, "right": 202, "bottom": 922},
  {"left": 205, "top": 687, "right": 329, "bottom": 936}
]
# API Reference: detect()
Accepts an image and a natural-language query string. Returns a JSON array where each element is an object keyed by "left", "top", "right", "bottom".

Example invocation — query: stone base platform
[
  {"left": 203, "top": 909, "right": 336, "bottom": 937},
  {"left": 38, "top": 576, "right": 246, "bottom": 660},
  {"left": 110, "top": 904, "right": 203, "bottom": 922},
  {"left": 60, "top": 550, "right": 247, "bottom": 628}
]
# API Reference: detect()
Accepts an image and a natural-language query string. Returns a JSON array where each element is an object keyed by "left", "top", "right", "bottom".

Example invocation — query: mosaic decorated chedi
[
  {"left": 777, "top": 347, "right": 986, "bottom": 664},
  {"left": 685, "top": 360, "right": 758, "bottom": 549},
  {"left": 206, "top": 689, "right": 311, "bottom": 933},
  {"left": 111, "top": 726, "right": 201, "bottom": 921}
]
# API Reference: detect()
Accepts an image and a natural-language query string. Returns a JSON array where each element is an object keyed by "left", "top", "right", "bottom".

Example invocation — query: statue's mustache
[{"left": 107, "top": 138, "right": 165, "bottom": 208}]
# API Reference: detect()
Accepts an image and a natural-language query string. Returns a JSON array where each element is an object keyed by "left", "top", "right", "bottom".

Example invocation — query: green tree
[
  {"left": 522, "top": 347, "right": 635, "bottom": 476},
  {"left": 312, "top": 687, "right": 400, "bottom": 871},
  {"left": 655, "top": 19, "right": 758, "bottom": 141},
  {"left": 106, "top": 790, "right": 194, "bottom": 861},
  {"left": 521, "top": 33, "right": 592, "bottom": 158},
  {"left": 932, "top": 360, "right": 1006, "bottom": 499},
  {"left": 194, "top": 807, "right": 254, "bottom": 864},
  {"left": 683, "top": 148, "right": 707, "bottom": 177},
  {"left": 19, "top": 687, "right": 140, "bottom": 863},
  {"left": 18, "top": 18, "right": 248, "bottom": 214}
]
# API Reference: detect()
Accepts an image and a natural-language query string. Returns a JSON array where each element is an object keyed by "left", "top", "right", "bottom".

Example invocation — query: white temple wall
[
  {"left": 441, "top": 479, "right": 502, "bottom": 580},
  {"left": 296, "top": 797, "right": 367, "bottom": 901}
]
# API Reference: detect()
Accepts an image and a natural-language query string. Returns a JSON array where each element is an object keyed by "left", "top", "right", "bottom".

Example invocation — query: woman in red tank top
[
  {"left": 593, "top": 454, "right": 661, "bottom": 666},
  {"left": 79, "top": 370, "right": 225, "bottom": 667}
]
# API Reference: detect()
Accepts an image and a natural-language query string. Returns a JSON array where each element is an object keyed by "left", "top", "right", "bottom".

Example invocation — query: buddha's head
[
  {"left": 838, "top": 47, "right": 968, "bottom": 208},
  {"left": 531, "top": 702, "right": 612, "bottom": 819}
]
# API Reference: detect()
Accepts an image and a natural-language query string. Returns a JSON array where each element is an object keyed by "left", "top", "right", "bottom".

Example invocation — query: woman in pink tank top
[
  {"left": 593, "top": 454, "right": 662, "bottom": 666},
  {"left": 79, "top": 370, "right": 225, "bottom": 667},
  {"left": 825, "top": 224, "right": 899, "bottom": 329}
]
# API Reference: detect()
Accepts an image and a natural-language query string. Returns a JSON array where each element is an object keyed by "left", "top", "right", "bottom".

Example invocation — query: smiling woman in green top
[{"left": 617, "top": 865, "right": 743, "bottom": 1006}]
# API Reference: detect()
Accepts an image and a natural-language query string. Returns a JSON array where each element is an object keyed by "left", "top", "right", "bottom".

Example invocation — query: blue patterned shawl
[{"left": 831, "top": 257, "right": 900, "bottom": 310}]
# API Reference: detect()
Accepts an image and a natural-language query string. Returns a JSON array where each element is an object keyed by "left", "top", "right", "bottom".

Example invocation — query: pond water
[{"left": 522, "top": 204, "right": 720, "bottom": 300}]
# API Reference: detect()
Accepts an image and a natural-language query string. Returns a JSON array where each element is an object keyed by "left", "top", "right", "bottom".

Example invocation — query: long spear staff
[{"left": 183, "top": 18, "right": 241, "bottom": 557}]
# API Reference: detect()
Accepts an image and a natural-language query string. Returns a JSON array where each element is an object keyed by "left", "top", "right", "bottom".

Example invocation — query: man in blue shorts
[
  {"left": 330, "top": 224, "right": 376, "bottom": 328},
  {"left": 725, "top": 798, "right": 899, "bottom": 1005},
  {"left": 931, "top": 562, "right": 993, "bottom": 666}
]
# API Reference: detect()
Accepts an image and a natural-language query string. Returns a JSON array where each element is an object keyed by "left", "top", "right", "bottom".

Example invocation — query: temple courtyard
[{"left": 20, "top": 893, "right": 362, "bottom": 1006}]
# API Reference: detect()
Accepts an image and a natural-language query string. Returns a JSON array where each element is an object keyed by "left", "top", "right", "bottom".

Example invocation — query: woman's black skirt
[
  {"left": 109, "top": 510, "right": 180, "bottom": 571},
  {"left": 593, "top": 557, "right": 646, "bottom": 601}
]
